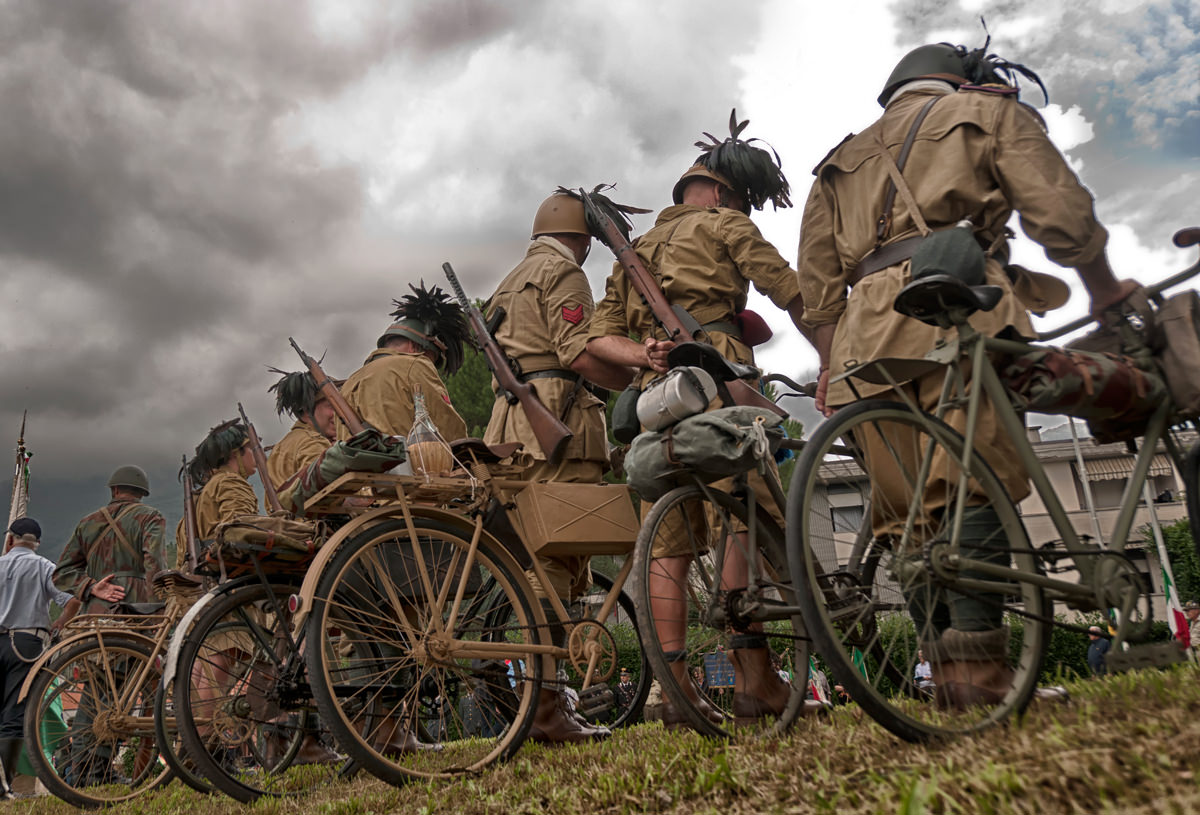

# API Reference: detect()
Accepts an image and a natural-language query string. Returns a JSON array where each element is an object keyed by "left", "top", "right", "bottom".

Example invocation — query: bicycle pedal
[
  {"left": 578, "top": 684, "right": 614, "bottom": 718},
  {"left": 1105, "top": 641, "right": 1188, "bottom": 672}
]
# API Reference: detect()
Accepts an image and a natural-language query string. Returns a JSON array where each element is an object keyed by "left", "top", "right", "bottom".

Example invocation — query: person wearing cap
[
  {"left": 483, "top": 188, "right": 638, "bottom": 744},
  {"left": 339, "top": 283, "right": 468, "bottom": 442},
  {"left": 54, "top": 465, "right": 166, "bottom": 614},
  {"left": 796, "top": 41, "right": 1137, "bottom": 707},
  {"left": 265, "top": 370, "right": 337, "bottom": 494},
  {"left": 1, "top": 519, "right": 121, "bottom": 798},
  {"left": 1086, "top": 626, "right": 1110, "bottom": 675},
  {"left": 586, "top": 113, "right": 812, "bottom": 731}
]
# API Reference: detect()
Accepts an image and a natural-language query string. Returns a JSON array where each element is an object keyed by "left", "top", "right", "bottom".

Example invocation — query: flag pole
[{"left": 6, "top": 411, "right": 30, "bottom": 529}]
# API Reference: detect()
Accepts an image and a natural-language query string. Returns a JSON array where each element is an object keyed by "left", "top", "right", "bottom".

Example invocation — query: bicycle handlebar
[{"left": 1037, "top": 226, "right": 1200, "bottom": 342}]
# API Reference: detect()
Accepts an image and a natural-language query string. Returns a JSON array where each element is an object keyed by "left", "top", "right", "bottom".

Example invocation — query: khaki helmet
[
  {"left": 108, "top": 464, "right": 150, "bottom": 495},
  {"left": 878, "top": 43, "right": 969, "bottom": 107},
  {"left": 531, "top": 193, "right": 589, "bottom": 239},
  {"left": 671, "top": 164, "right": 738, "bottom": 208}
]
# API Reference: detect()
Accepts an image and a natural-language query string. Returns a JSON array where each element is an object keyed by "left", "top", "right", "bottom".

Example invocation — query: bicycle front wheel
[
  {"left": 787, "top": 399, "right": 1048, "bottom": 742},
  {"left": 634, "top": 483, "right": 809, "bottom": 739},
  {"left": 24, "top": 635, "right": 172, "bottom": 808},
  {"left": 305, "top": 516, "right": 542, "bottom": 786}
]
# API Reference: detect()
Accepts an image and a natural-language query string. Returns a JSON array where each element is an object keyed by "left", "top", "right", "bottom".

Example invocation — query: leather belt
[
  {"left": 0, "top": 627, "right": 47, "bottom": 635},
  {"left": 519, "top": 369, "right": 576, "bottom": 383},
  {"left": 847, "top": 235, "right": 927, "bottom": 286},
  {"left": 701, "top": 320, "right": 740, "bottom": 339}
]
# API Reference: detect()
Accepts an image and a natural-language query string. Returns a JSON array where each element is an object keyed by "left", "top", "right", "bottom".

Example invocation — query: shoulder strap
[
  {"left": 99, "top": 505, "right": 137, "bottom": 553},
  {"left": 874, "top": 95, "right": 940, "bottom": 247}
]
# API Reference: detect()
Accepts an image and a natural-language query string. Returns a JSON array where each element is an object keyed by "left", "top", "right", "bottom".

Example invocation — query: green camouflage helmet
[
  {"left": 108, "top": 464, "right": 150, "bottom": 495},
  {"left": 878, "top": 44, "right": 969, "bottom": 106}
]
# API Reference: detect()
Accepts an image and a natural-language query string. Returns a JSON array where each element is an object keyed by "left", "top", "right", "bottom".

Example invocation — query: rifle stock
[
  {"left": 580, "top": 190, "right": 787, "bottom": 419},
  {"left": 288, "top": 337, "right": 366, "bottom": 436},
  {"left": 238, "top": 403, "right": 282, "bottom": 513},
  {"left": 181, "top": 454, "right": 199, "bottom": 572},
  {"left": 441, "top": 262, "right": 573, "bottom": 467}
]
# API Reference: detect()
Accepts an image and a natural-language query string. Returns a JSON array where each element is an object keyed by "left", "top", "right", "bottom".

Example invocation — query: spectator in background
[
  {"left": 1184, "top": 601, "right": 1200, "bottom": 652},
  {"left": 914, "top": 650, "right": 935, "bottom": 692},
  {"left": 1087, "top": 626, "right": 1110, "bottom": 676}
]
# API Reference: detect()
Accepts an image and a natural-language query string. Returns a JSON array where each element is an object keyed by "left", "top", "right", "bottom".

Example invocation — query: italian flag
[{"left": 1161, "top": 562, "right": 1190, "bottom": 649}]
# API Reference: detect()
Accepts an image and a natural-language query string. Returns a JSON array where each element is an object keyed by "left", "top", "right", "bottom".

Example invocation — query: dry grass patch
[{"left": 9, "top": 665, "right": 1200, "bottom": 815}]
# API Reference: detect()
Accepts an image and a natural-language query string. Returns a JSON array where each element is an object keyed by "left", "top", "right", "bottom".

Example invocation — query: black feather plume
[
  {"left": 556, "top": 184, "right": 650, "bottom": 242},
  {"left": 189, "top": 418, "right": 248, "bottom": 484},
  {"left": 691, "top": 109, "right": 791, "bottom": 211},
  {"left": 268, "top": 369, "right": 320, "bottom": 420},
  {"left": 948, "top": 19, "right": 1049, "bottom": 104},
  {"left": 389, "top": 282, "right": 469, "bottom": 375}
]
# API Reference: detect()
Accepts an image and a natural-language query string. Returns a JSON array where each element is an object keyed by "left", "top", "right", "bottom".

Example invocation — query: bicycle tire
[
  {"left": 174, "top": 580, "right": 348, "bottom": 802},
  {"left": 787, "top": 399, "right": 1048, "bottom": 743},
  {"left": 633, "top": 482, "right": 809, "bottom": 738},
  {"left": 152, "top": 684, "right": 212, "bottom": 794},
  {"left": 1185, "top": 441, "right": 1200, "bottom": 560},
  {"left": 24, "top": 635, "right": 172, "bottom": 808},
  {"left": 304, "top": 516, "right": 542, "bottom": 786}
]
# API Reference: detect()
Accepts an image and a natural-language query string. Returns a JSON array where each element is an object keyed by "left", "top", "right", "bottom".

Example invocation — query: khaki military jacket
[
  {"left": 483, "top": 238, "right": 607, "bottom": 464},
  {"left": 176, "top": 469, "right": 258, "bottom": 568},
  {"left": 266, "top": 420, "right": 330, "bottom": 492},
  {"left": 798, "top": 86, "right": 1108, "bottom": 403},
  {"left": 339, "top": 348, "right": 467, "bottom": 441},
  {"left": 55, "top": 499, "right": 166, "bottom": 613},
  {"left": 590, "top": 204, "right": 801, "bottom": 388}
]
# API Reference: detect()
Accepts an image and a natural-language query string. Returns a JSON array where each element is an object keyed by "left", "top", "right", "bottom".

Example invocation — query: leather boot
[
  {"left": 931, "top": 627, "right": 1013, "bottom": 710},
  {"left": 728, "top": 637, "right": 791, "bottom": 726},
  {"left": 0, "top": 738, "right": 20, "bottom": 800},
  {"left": 378, "top": 716, "right": 442, "bottom": 756},
  {"left": 528, "top": 689, "right": 610, "bottom": 745}
]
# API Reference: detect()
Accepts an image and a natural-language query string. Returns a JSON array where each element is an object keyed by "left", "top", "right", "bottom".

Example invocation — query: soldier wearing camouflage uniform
[
  {"left": 340, "top": 284, "right": 469, "bottom": 442},
  {"left": 483, "top": 188, "right": 636, "bottom": 744},
  {"left": 797, "top": 42, "right": 1136, "bottom": 706},
  {"left": 55, "top": 466, "right": 166, "bottom": 614}
]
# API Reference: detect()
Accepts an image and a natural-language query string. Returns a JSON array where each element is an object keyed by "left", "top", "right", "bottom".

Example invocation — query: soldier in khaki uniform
[
  {"left": 587, "top": 117, "right": 814, "bottom": 728},
  {"left": 484, "top": 189, "right": 636, "bottom": 744},
  {"left": 177, "top": 420, "right": 260, "bottom": 568},
  {"left": 797, "top": 42, "right": 1136, "bottom": 705},
  {"left": 340, "top": 284, "right": 468, "bottom": 442},
  {"left": 265, "top": 370, "right": 336, "bottom": 493},
  {"left": 55, "top": 466, "right": 166, "bottom": 614}
]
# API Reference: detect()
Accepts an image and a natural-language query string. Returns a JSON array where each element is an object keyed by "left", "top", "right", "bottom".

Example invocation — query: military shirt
[
  {"left": 266, "top": 420, "right": 330, "bottom": 491},
  {"left": 339, "top": 348, "right": 468, "bottom": 441},
  {"left": 176, "top": 469, "right": 259, "bottom": 569},
  {"left": 55, "top": 498, "right": 167, "bottom": 613},
  {"left": 797, "top": 86, "right": 1108, "bottom": 403},
  {"left": 589, "top": 204, "right": 801, "bottom": 387},
  {"left": 483, "top": 238, "right": 608, "bottom": 464}
]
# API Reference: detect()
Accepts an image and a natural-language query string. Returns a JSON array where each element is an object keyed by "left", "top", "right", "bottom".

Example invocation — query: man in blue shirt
[
  {"left": 1086, "top": 626, "right": 1110, "bottom": 676},
  {"left": 0, "top": 518, "right": 123, "bottom": 798}
]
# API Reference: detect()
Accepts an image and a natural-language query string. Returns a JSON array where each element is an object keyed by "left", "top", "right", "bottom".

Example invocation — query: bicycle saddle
[
  {"left": 117, "top": 601, "right": 167, "bottom": 615},
  {"left": 893, "top": 274, "right": 1004, "bottom": 326},
  {"left": 667, "top": 341, "right": 758, "bottom": 382},
  {"left": 450, "top": 438, "right": 524, "bottom": 463}
]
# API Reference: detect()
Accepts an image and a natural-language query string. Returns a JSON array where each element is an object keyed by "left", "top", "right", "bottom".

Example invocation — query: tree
[
  {"left": 444, "top": 346, "right": 495, "bottom": 438},
  {"left": 1159, "top": 519, "right": 1200, "bottom": 605}
]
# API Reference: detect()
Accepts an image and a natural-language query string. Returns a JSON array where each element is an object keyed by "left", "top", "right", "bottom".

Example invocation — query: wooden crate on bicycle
[{"left": 509, "top": 482, "right": 639, "bottom": 556}]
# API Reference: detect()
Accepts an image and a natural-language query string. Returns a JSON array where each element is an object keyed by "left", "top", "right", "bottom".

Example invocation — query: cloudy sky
[{"left": 2, "top": 0, "right": 1197, "bottom": 553}]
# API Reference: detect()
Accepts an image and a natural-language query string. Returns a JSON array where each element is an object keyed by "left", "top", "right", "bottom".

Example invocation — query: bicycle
[
  {"left": 786, "top": 227, "right": 1200, "bottom": 743},
  {"left": 629, "top": 344, "right": 815, "bottom": 738},
  {"left": 291, "top": 440, "right": 650, "bottom": 787}
]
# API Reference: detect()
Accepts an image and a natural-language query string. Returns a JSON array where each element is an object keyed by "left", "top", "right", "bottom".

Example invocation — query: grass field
[{"left": 10, "top": 665, "right": 1200, "bottom": 815}]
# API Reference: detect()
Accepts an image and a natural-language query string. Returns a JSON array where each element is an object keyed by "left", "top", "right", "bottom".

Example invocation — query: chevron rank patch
[{"left": 562, "top": 305, "right": 584, "bottom": 324}]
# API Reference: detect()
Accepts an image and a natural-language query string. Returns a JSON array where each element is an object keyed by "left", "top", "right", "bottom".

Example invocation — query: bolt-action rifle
[
  {"left": 578, "top": 189, "right": 787, "bottom": 419},
  {"left": 288, "top": 337, "right": 367, "bottom": 436},
  {"left": 180, "top": 454, "right": 200, "bottom": 571},
  {"left": 441, "top": 261, "right": 573, "bottom": 466},
  {"left": 237, "top": 403, "right": 282, "bottom": 513}
]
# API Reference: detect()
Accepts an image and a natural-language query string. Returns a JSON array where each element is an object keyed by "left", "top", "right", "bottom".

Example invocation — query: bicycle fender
[
  {"left": 161, "top": 574, "right": 260, "bottom": 688},
  {"left": 18, "top": 630, "right": 159, "bottom": 703}
]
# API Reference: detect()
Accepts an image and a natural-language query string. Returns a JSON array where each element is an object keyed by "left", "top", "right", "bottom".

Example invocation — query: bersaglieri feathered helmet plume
[
  {"left": 692, "top": 109, "right": 791, "bottom": 211},
  {"left": 952, "top": 25, "right": 1048, "bottom": 103},
  {"left": 188, "top": 418, "right": 249, "bottom": 484},
  {"left": 381, "top": 282, "right": 469, "bottom": 375},
  {"left": 268, "top": 369, "right": 320, "bottom": 421},
  {"left": 556, "top": 184, "right": 650, "bottom": 242}
]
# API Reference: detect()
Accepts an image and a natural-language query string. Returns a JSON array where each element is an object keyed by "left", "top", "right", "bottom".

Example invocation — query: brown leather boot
[
  {"left": 728, "top": 637, "right": 791, "bottom": 726},
  {"left": 528, "top": 689, "right": 610, "bottom": 745},
  {"left": 931, "top": 628, "right": 1013, "bottom": 710},
  {"left": 377, "top": 716, "right": 442, "bottom": 756}
]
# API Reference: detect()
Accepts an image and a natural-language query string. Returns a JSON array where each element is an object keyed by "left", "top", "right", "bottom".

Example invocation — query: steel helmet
[
  {"left": 531, "top": 193, "right": 589, "bottom": 239},
  {"left": 878, "top": 44, "right": 969, "bottom": 107},
  {"left": 671, "top": 164, "right": 738, "bottom": 209},
  {"left": 108, "top": 465, "right": 150, "bottom": 495}
]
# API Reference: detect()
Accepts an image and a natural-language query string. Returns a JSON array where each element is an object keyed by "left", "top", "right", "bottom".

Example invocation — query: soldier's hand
[
  {"left": 816, "top": 368, "right": 832, "bottom": 417},
  {"left": 90, "top": 574, "right": 126, "bottom": 603},
  {"left": 644, "top": 338, "right": 675, "bottom": 373}
]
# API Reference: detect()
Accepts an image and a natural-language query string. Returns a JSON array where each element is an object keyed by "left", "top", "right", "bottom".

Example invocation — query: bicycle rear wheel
[
  {"left": 633, "top": 482, "right": 809, "bottom": 738},
  {"left": 787, "top": 399, "right": 1048, "bottom": 742},
  {"left": 305, "top": 516, "right": 542, "bottom": 786},
  {"left": 24, "top": 635, "right": 171, "bottom": 808}
]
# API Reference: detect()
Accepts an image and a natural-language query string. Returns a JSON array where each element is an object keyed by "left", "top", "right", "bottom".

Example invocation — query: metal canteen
[{"left": 636, "top": 366, "right": 717, "bottom": 432}]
